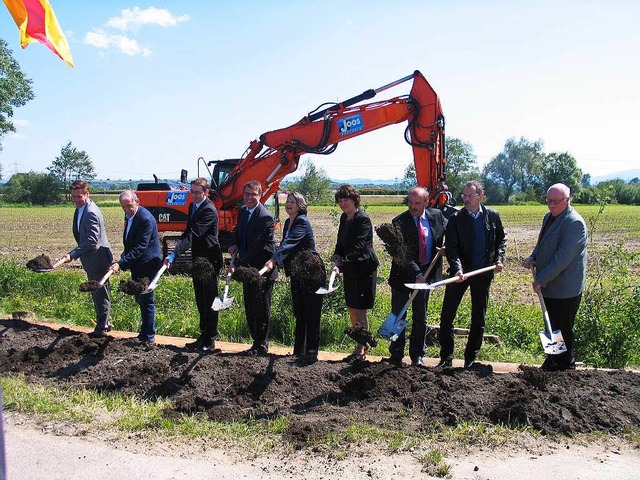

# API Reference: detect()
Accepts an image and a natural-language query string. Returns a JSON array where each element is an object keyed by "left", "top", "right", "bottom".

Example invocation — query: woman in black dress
[{"left": 331, "top": 185, "right": 379, "bottom": 363}]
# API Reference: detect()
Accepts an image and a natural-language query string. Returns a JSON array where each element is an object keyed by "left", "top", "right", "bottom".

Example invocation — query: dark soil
[
  {"left": 1, "top": 319, "right": 639, "bottom": 449},
  {"left": 79, "top": 280, "right": 101, "bottom": 292},
  {"left": 26, "top": 254, "right": 53, "bottom": 271},
  {"left": 118, "top": 278, "right": 149, "bottom": 295}
]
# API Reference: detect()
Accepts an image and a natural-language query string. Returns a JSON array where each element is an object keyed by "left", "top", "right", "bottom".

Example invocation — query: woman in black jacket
[
  {"left": 331, "top": 185, "right": 379, "bottom": 363},
  {"left": 264, "top": 192, "right": 324, "bottom": 363}
]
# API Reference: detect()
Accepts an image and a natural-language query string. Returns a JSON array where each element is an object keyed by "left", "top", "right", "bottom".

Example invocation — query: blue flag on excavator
[{"left": 2, "top": 0, "right": 74, "bottom": 67}]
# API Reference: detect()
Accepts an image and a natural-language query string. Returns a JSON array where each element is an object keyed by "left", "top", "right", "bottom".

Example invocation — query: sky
[{"left": 1, "top": 0, "right": 639, "bottom": 182}]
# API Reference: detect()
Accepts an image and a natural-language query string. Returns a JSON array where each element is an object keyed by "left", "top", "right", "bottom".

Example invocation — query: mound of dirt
[
  {"left": 1, "top": 319, "right": 639, "bottom": 448},
  {"left": 26, "top": 254, "right": 53, "bottom": 271}
]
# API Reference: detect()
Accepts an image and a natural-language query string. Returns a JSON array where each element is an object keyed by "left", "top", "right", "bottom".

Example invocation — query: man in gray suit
[
  {"left": 62, "top": 180, "right": 113, "bottom": 337},
  {"left": 523, "top": 183, "right": 588, "bottom": 371}
]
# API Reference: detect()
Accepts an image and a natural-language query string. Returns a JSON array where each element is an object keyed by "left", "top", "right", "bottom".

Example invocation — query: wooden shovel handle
[
  {"left": 52, "top": 258, "right": 66, "bottom": 269},
  {"left": 98, "top": 268, "right": 114, "bottom": 286}
]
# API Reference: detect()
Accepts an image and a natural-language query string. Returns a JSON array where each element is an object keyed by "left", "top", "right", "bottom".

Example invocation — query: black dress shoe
[
  {"left": 412, "top": 357, "right": 427, "bottom": 369},
  {"left": 463, "top": 360, "right": 476, "bottom": 370},
  {"left": 436, "top": 359, "right": 453, "bottom": 368},
  {"left": 89, "top": 329, "right": 109, "bottom": 338},
  {"left": 185, "top": 338, "right": 204, "bottom": 350},
  {"left": 381, "top": 356, "right": 403, "bottom": 366}
]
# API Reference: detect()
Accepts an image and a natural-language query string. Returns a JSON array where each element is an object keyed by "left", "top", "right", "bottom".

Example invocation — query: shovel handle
[
  {"left": 422, "top": 247, "right": 444, "bottom": 280},
  {"left": 223, "top": 272, "right": 232, "bottom": 296},
  {"left": 98, "top": 268, "right": 114, "bottom": 286},
  {"left": 531, "top": 265, "right": 554, "bottom": 335},
  {"left": 258, "top": 266, "right": 269, "bottom": 276},
  {"left": 52, "top": 258, "right": 66, "bottom": 269},
  {"left": 327, "top": 270, "right": 337, "bottom": 290},
  {"left": 397, "top": 289, "right": 419, "bottom": 320},
  {"left": 428, "top": 265, "right": 497, "bottom": 289},
  {"left": 147, "top": 264, "right": 168, "bottom": 290}
]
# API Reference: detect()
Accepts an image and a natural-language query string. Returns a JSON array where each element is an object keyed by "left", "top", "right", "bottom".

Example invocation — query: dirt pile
[
  {"left": 26, "top": 254, "right": 53, "bottom": 271},
  {"left": 1, "top": 319, "right": 639, "bottom": 447}
]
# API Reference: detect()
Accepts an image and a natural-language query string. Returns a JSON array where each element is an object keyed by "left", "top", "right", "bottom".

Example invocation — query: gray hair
[
  {"left": 548, "top": 183, "right": 570, "bottom": 197},
  {"left": 119, "top": 189, "right": 139, "bottom": 203}
]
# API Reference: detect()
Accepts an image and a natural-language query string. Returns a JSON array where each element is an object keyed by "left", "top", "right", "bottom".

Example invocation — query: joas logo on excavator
[
  {"left": 166, "top": 192, "right": 188, "bottom": 206},
  {"left": 338, "top": 114, "right": 364, "bottom": 136}
]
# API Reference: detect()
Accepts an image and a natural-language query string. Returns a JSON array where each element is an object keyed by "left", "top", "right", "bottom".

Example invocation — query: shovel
[
  {"left": 80, "top": 268, "right": 114, "bottom": 292},
  {"left": 33, "top": 257, "right": 66, "bottom": 273},
  {"left": 142, "top": 264, "right": 168, "bottom": 294},
  {"left": 212, "top": 255, "right": 236, "bottom": 311},
  {"left": 378, "top": 248, "right": 444, "bottom": 341},
  {"left": 316, "top": 270, "right": 338, "bottom": 295},
  {"left": 531, "top": 266, "right": 567, "bottom": 355},
  {"left": 404, "top": 265, "right": 497, "bottom": 290}
]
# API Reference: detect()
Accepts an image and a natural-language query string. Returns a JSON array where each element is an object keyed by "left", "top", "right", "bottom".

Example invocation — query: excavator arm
[{"left": 212, "top": 70, "right": 449, "bottom": 211}]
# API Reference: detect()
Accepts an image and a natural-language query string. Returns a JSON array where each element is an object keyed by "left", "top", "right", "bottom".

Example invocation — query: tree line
[{"left": 1, "top": 38, "right": 638, "bottom": 206}]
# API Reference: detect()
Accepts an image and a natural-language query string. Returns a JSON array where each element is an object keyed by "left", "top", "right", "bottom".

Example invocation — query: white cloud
[
  {"left": 13, "top": 119, "right": 30, "bottom": 127},
  {"left": 84, "top": 30, "right": 151, "bottom": 57},
  {"left": 84, "top": 7, "right": 189, "bottom": 56},
  {"left": 105, "top": 7, "right": 190, "bottom": 32}
]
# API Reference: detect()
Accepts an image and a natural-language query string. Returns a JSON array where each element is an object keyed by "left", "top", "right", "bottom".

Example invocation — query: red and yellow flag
[{"left": 3, "top": 0, "right": 74, "bottom": 67}]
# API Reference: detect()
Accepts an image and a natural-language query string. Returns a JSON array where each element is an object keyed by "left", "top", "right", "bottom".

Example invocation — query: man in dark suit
[
  {"left": 228, "top": 180, "right": 276, "bottom": 356},
  {"left": 110, "top": 190, "right": 163, "bottom": 346},
  {"left": 62, "top": 180, "right": 113, "bottom": 337},
  {"left": 437, "top": 180, "right": 506, "bottom": 369},
  {"left": 385, "top": 187, "right": 445, "bottom": 368},
  {"left": 164, "top": 178, "right": 223, "bottom": 352}
]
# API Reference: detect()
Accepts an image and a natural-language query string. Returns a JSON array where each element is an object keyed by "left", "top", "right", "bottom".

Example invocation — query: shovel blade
[
  {"left": 377, "top": 313, "right": 408, "bottom": 341},
  {"left": 539, "top": 330, "right": 567, "bottom": 355},
  {"left": 212, "top": 295, "right": 234, "bottom": 311},
  {"left": 315, "top": 286, "right": 338, "bottom": 295}
]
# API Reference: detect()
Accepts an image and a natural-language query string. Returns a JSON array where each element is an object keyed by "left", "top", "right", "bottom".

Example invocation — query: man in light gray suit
[
  {"left": 523, "top": 183, "right": 588, "bottom": 371},
  {"left": 62, "top": 180, "right": 113, "bottom": 337}
]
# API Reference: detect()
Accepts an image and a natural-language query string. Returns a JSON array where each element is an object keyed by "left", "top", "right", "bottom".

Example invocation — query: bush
[{"left": 4, "top": 171, "right": 62, "bottom": 205}]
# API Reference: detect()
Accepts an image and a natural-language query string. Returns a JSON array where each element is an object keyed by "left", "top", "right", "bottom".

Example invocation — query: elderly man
[
  {"left": 110, "top": 190, "right": 163, "bottom": 346},
  {"left": 384, "top": 187, "right": 445, "bottom": 368},
  {"left": 62, "top": 180, "right": 113, "bottom": 337},
  {"left": 523, "top": 183, "right": 588, "bottom": 371},
  {"left": 437, "top": 180, "right": 506, "bottom": 369}
]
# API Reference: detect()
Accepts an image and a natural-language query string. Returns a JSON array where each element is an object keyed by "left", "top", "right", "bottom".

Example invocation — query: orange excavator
[{"left": 136, "top": 70, "right": 450, "bottom": 258}]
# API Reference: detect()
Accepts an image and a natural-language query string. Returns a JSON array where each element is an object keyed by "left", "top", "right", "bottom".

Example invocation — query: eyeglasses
[
  {"left": 546, "top": 197, "right": 568, "bottom": 205},
  {"left": 190, "top": 189, "right": 205, "bottom": 195},
  {"left": 461, "top": 193, "right": 479, "bottom": 199},
  {"left": 243, "top": 191, "right": 260, "bottom": 197}
]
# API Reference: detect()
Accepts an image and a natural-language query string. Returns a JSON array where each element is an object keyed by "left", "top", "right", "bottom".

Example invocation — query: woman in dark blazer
[
  {"left": 331, "top": 184, "right": 379, "bottom": 363},
  {"left": 263, "top": 192, "right": 324, "bottom": 363}
]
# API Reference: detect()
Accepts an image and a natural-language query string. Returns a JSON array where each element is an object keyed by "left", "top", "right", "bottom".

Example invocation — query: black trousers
[
  {"left": 544, "top": 294, "right": 582, "bottom": 365},
  {"left": 390, "top": 287, "right": 430, "bottom": 361},
  {"left": 192, "top": 261, "right": 219, "bottom": 344},
  {"left": 291, "top": 280, "right": 323, "bottom": 354},
  {"left": 438, "top": 273, "right": 493, "bottom": 362},
  {"left": 243, "top": 279, "right": 274, "bottom": 351}
]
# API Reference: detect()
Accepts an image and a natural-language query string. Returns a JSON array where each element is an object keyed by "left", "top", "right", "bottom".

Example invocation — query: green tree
[
  {"left": 47, "top": 141, "right": 96, "bottom": 197},
  {"left": 4, "top": 171, "right": 62, "bottom": 205},
  {"left": 540, "top": 152, "right": 583, "bottom": 196},
  {"left": 482, "top": 137, "right": 545, "bottom": 203},
  {"left": 285, "top": 158, "right": 332, "bottom": 203},
  {"left": 403, "top": 136, "right": 479, "bottom": 197},
  {"left": 0, "top": 38, "right": 35, "bottom": 149}
]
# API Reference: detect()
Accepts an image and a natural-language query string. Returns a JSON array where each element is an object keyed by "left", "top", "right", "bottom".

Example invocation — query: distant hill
[{"left": 590, "top": 169, "right": 640, "bottom": 184}]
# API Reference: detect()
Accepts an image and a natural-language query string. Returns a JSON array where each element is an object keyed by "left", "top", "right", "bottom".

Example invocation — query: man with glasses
[
  {"left": 228, "top": 180, "right": 277, "bottom": 356},
  {"left": 522, "top": 183, "right": 587, "bottom": 371},
  {"left": 436, "top": 180, "right": 506, "bottom": 369},
  {"left": 164, "top": 178, "right": 223, "bottom": 352}
]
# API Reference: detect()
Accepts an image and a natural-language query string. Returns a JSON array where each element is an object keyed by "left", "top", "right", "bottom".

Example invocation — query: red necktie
[{"left": 417, "top": 217, "right": 427, "bottom": 264}]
